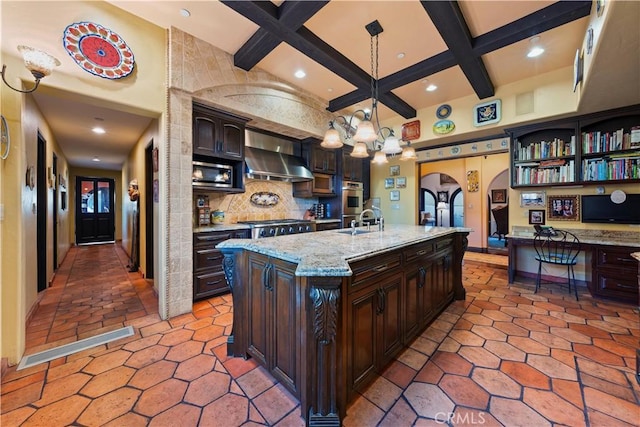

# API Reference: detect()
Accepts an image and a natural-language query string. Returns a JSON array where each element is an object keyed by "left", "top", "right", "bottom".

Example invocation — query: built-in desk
[{"left": 507, "top": 227, "right": 640, "bottom": 304}]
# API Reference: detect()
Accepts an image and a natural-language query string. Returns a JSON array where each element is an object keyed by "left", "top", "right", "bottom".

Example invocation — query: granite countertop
[
  {"left": 194, "top": 224, "right": 251, "bottom": 233},
  {"left": 507, "top": 226, "right": 640, "bottom": 247},
  {"left": 217, "top": 225, "right": 471, "bottom": 277}
]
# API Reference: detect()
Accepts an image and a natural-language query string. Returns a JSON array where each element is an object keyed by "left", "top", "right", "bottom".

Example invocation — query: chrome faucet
[
  {"left": 351, "top": 219, "right": 357, "bottom": 235},
  {"left": 360, "top": 207, "right": 384, "bottom": 232}
]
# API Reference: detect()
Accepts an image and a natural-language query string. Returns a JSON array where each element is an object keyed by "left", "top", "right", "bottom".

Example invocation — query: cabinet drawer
[
  {"left": 595, "top": 248, "right": 637, "bottom": 269},
  {"left": 349, "top": 253, "right": 401, "bottom": 292},
  {"left": 435, "top": 238, "right": 453, "bottom": 252},
  {"left": 195, "top": 248, "right": 223, "bottom": 271},
  {"left": 594, "top": 271, "right": 638, "bottom": 299},
  {"left": 403, "top": 242, "right": 434, "bottom": 263},
  {"left": 194, "top": 270, "right": 228, "bottom": 299},
  {"left": 194, "top": 232, "right": 233, "bottom": 247}
]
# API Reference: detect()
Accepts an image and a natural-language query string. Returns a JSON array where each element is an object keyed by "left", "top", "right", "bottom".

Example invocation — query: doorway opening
[
  {"left": 487, "top": 169, "right": 509, "bottom": 254},
  {"left": 75, "top": 177, "right": 115, "bottom": 245},
  {"left": 420, "top": 173, "right": 462, "bottom": 227}
]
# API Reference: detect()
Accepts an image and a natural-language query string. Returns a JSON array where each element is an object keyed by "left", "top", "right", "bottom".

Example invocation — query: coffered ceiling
[{"left": 4, "top": 1, "right": 639, "bottom": 169}]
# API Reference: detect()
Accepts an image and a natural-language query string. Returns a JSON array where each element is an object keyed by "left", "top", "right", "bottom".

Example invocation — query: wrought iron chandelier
[{"left": 321, "top": 20, "right": 415, "bottom": 164}]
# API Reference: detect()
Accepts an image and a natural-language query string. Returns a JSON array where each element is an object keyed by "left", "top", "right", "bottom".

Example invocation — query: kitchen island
[{"left": 218, "top": 225, "right": 470, "bottom": 426}]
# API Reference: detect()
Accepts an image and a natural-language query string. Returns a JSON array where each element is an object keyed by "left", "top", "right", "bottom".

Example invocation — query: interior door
[{"left": 75, "top": 177, "right": 115, "bottom": 244}]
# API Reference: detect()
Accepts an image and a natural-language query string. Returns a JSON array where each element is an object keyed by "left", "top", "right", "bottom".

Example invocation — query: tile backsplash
[{"left": 194, "top": 179, "right": 316, "bottom": 225}]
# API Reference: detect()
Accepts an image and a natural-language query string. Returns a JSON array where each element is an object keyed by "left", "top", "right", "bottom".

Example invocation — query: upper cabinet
[
  {"left": 193, "top": 103, "right": 248, "bottom": 161},
  {"left": 508, "top": 105, "right": 640, "bottom": 188},
  {"left": 309, "top": 145, "right": 337, "bottom": 174},
  {"left": 342, "top": 147, "right": 363, "bottom": 182}
]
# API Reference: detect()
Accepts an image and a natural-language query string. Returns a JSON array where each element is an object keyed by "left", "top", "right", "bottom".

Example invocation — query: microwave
[{"left": 192, "top": 161, "right": 233, "bottom": 189}]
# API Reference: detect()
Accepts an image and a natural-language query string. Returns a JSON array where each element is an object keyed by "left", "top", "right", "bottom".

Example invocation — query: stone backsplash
[{"left": 194, "top": 179, "right": 317, "bottom": 225}]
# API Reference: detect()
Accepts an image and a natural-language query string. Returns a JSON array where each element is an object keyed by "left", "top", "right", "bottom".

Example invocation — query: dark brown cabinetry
[
  {"left": 309, "top": 145, "right": 337, "bottom": 174},
  {"left": 193, "top": 229, "right": 249, "bottom": 300},
  {"left": 342, "top": 147, "right": 363, "bottom": 182},
  {"left": 292, "top": 173, "right": 335, "bottom": 197},
  {"left": 590, "top": 245, "right": 639, "bottom": 303},
  {"left": 192, "top": 103, "right": 249, "bottom": 193},
  {"left": 193, "top": 103, "right": 246, "bottom": 160},
  {"left": 508, "top": 104, "right": 640, "bottom": 188},
  {"left": 245, "top": 253, "right": 299, "bottom": 393}
]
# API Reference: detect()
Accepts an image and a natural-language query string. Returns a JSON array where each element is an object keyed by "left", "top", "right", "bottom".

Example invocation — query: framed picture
[
  {"left": 440, "top": 174, "right": 457, "bottom": 185},
  {"left": 473, "top": 99, "right": 501, "bottom": 127},
  {"left": 528, "top": 209, "right": 545, "bottom": 225},
  {"left": 466, "top": 170, "right": 479, "bottom": 192},
  {"left": 437, "top": 191, "right": 449, "bottom": 203},
  {"left": 547, "top": 195, "right": 580, "bottom": 221},
  {"left": 385, "top": 178, "right": 395, "bottom": 189},
  {"left": 152, "top": 147, "right": 159, "bottom": 172},
  {"left": 491, "top": 189, "right": 507, "bottom": 204},
  {"left": 520, "top": 191, "right": 545, "bottom": 207},
  {"left": 390, "top": 165, "right": 400, "bottom": 176},
  {"left": 390, "top": 190, "right": 400, "bottom": 201},
  {"left": 396, "top": 177, "right": 407, "bottom": 188}
]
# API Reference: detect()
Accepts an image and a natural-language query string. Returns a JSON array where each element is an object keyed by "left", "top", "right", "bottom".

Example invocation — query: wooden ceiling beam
[
  {"left": 473, "top": 1, "right": 592, "bottom": 56},
  {"left": 420, "top": 0, "right": 494, "bottom": 99},
  {"left": 233, "top": 1, "right": 329, "bottom": 71},
  {"left": 222, "top": 0, "right": 416, "bottom": 118}
]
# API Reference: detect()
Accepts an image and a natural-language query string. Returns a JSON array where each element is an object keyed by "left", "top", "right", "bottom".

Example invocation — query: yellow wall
[
  {"left": 122, "top": 119, "right": 161, "bottom": 282},
  {"left": 1, "top": 0, "right": 167, "bottom": 365}
]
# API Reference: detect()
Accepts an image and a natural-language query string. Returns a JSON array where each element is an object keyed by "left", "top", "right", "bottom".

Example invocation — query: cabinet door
[
  {"left": 220, "top": 121, "right": 244, "bottom": 159},
  {"left": 404, "top": 261, "right": 433, "bottom": 342},
  {"left": 347, "top": 287, "right": 377, "bottom": 393},
  {"left": 343, "top": 151, "right": 363, "bottom": 181},
  {"left": 193, "top": 115, "right": 219, "bottom": 157},
  {"left": 246, "top": 254, "right": 270, "bottom": 366},
  {"left": 270, "top": 258, "right": 298, "bottom": 392},
  {"left": 311, "top": 146, "right": 337, "bottom": 173},
  {"left": 194, "top": 270, "right": 227, "bottom": 300},
  {"left": 377, "top": 275, "right": 403, "bottom": 367}
]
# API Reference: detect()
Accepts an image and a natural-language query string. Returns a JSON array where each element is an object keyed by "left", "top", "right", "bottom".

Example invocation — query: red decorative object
[
  {"left": 63, "top": 22, "right": 135, "bottom": 79},
  {"left": 402, "top": 120, "right": 421, "bottom": 140}
]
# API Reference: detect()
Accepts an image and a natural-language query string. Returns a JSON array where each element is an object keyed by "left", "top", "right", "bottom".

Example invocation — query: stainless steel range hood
[{"left": 245, "top": 130, "right": 313, "bottom": 182}]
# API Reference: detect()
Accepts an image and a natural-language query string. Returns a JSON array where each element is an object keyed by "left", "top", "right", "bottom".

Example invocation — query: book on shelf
[
  {"left": 516, "top": 136, "right": 575, "bottom": 161},
  {"left": 582, "top": 127, "right": 639, "bottom": 153}
]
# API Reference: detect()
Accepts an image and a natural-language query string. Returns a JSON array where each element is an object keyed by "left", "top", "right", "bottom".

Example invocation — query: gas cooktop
[
  {"left": 237, "top": 219, "right": 315, "bottom": 238},
  {"left": 237, "top": 219, "right": 312, "bottom": 226}
]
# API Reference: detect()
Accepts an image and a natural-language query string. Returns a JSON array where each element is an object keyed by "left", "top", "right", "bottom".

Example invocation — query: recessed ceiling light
[
  {"left": 327, "top": 88, "right": 333, "bottom": 92},
  {"left": 527, "top": 47, "right": 545, "bottom": 58},
  {"left": 426, "top": 84, "right": 438, "bottom": 92},
  {"left": 92, "top": 127, "right": 105, "bottom": 134},
  {"left": 92, "top": 157, "right": 100, "bottom": 162},
  {"left": 180, "top": 8, "right": 191, "bottom": 18},
  {"left": 294, "top": 69, "right": 306, "bottom": 78},
  {"left": 397, "top": 52, "right": 405, "bottom": 59}
]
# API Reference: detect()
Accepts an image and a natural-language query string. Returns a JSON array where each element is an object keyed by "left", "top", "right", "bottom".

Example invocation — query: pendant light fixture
[{"left": 399, "top": 140, "right": 417, "bottom": 161}]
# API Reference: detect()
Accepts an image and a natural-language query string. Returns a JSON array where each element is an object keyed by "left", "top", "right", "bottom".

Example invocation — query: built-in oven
[
  {"left": 192, "top": 161, "right": 233, "bottom": 189},
  {"left": 342, "top": 181, "right": 363, "bottom": 216}
]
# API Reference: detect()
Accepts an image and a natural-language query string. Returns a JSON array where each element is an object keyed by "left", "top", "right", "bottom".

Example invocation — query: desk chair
[{"left": 533, "top": 229, "right": 581, "bottom": 300}]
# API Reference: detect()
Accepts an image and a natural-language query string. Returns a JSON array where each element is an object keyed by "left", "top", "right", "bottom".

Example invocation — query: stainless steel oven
[
  {"left": 192, "top": 161, "right": 233, "bottom": 189},
  {"left": 342, "top": 181, "right": 363, "bottom": 216}
]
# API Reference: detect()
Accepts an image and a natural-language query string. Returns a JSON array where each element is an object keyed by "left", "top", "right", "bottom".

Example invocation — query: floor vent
[{"left": 17, "top": 326, "right": 134, "bottom": 370}]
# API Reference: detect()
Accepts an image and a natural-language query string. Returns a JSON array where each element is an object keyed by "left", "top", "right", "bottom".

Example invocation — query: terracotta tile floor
[{"left": 2, "top": 245, "right": 639, "bottom": 426}]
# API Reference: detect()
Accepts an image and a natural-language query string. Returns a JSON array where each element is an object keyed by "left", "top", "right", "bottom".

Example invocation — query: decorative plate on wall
[
  {"left": 63, "top": 22, "right": 135, "bottom": 79},
  {"left": 250, "top": 192, "right": 280, "bottom": 206}
]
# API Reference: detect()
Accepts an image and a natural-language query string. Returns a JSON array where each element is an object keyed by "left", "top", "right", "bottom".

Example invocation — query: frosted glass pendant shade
[
  {"left": 371, "top": 150, "right": 388, "bottom": 164},
  {"left": 381, "top": 134, "right": 402, "bottom": 154},
  {"left": 350, "top": 142, "right": 369, "bottom": 158},
  {"left": 399, "top": 145, "right": 417, "bottom": 161},
  {"left": 353, "top": 120, "right": 377, "bottom": 143},
  {"left": 321, "top": 127, "right": 343, "bottom": 149}
]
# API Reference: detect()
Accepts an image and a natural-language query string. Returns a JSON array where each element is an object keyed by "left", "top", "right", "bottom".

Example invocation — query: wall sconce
[{"left": 1, "top": 45, "right": 60, "bottom": 93}]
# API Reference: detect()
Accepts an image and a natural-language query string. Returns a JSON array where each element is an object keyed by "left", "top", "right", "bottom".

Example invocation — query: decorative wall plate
[
  {"left": 401, "top": 120, "right": 421, "bottom": 140},
  {"left": 250, "top": 192, "right": 279, "bottom": 206},
  {"left": 63, "top": 22, "right": 135, "bottom": 79},
  {"left": 433, "top": 119, "right": 455, "bottom": 135},
  {"left": 436, "top": 104, "right": 452, "bottom": 119},
  {"left": 1, "top": 115, "right": 10, "bottom": 160}
]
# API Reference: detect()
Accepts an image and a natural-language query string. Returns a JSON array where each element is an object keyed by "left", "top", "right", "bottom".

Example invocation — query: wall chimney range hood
[{"left": 244, "top": 130, "right": 313, "bottom": 182}]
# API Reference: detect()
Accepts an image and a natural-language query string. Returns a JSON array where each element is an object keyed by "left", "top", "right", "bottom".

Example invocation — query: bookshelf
[{"left": 508, "top": 105, "right": 640, "bottom": 188}]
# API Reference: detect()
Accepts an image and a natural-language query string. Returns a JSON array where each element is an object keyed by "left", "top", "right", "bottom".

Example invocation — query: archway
[{"left": 420, "top": 173, "right": 462, "bottom": 227}]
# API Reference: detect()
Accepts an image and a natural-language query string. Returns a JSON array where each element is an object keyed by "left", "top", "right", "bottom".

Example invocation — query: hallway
[{"left": 1, "top": 245, "right": 638, "bottom": 426}]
